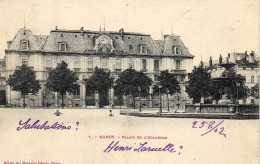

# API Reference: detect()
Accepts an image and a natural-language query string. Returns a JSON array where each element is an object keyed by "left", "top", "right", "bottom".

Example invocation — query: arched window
[
  {"left": 59, "top": 42, "right": 67, "bottom": 51},
  {"left": 20, "top": 40, "right": 29, "bottom": 50}
]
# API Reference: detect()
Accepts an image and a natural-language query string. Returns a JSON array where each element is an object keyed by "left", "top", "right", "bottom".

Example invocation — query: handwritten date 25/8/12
[{"left": 192, "top": 120, "right": 226, "bottom": 138}]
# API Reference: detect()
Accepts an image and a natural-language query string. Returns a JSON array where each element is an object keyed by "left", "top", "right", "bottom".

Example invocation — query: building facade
[
  {"left": 5, "top": 27, "right": 194, "bottom": 108},
  {"left": 0, "top": 57, "right": 6, "bottom": 106},
  {"left": 204, "top": 51, "right": 259, "bottom": 104}
]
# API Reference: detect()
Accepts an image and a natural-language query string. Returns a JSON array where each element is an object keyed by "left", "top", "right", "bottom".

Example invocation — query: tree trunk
[
  {"left": 23, "top": 94, "right": 26, "bottom": 108},
  {"left": 61, "top": 93, "right": 64, "bottom": 108},
  {"left": 133, "top": 96, "right": 136, "bottom": 109}
]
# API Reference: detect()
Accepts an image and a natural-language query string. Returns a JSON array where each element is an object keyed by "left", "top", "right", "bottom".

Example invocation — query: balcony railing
[
  {"left": 73, "top": 68, "right": 81, "bottom": 72},
  {"left": 45, "top": 67, "right": 52, "bottom": 71},
  {"left": 72, "top": 95, "right": 80, "bottom": 99},
  {"left": 87, "top": 68, "right": 93, "bottom": 72},
  {"left": 170, "top": 69, "right": 186, "bottom": 74},
  {"left": 115, "top": 69, "right": 122, "bottom": 73}
]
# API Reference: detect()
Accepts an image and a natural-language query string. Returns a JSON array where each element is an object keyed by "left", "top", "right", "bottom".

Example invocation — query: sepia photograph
[{"left": 0, "top": 0, "right": 259, "bottom": 163}]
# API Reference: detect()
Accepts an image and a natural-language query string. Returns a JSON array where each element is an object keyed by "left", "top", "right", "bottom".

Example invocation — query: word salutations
[{"left": 16, "top": 118, "right": 79, "bottom": 131}]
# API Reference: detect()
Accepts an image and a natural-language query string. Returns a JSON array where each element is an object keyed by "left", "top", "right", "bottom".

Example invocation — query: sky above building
[{"left": 0, "top": 0, "right": 258, "bottom": 65}]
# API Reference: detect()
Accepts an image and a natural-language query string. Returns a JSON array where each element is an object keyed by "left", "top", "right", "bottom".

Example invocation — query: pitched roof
[
  {"left": 42, "top": 30, "right": 162, "bottom": 55},
  {"left": 160, "top": 35, "right": 194, "bottom": 57},
  {"left": 8, "top": 28, "right": 41, "bottom": 51},
  {"left": 7, "top": 28, "right": 193, "bottom": 57},
  {"left": 34, "top": 35, "right": 48, "bottom": 50}
]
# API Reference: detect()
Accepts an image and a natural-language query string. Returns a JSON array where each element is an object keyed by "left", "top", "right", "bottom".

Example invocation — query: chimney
[
  {"left": 80, "top": 27, "right": 84, "bottom": 36},
  {"left": 119, "top": 28, "right": 124, "bottom": 40},
  {"left": 219, "top": 54, "right": 222, "bottom": 64},
  {"left": 7, "top": 41, "right": 12, "bottom": 49},
  {"left": 55, "top": 26, "right": 58, "bottom": 30},
  {"left": 209, "top": 56, "right": 212, "bottom": 67},
  {"left": 164, "top": 35, "right": 169, "bottom": 39},
  {"left": 249, "top": 51, "right": 255, "bottom": 63}
]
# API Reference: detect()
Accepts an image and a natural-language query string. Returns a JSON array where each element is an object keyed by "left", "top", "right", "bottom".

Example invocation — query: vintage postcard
[{"left": 0, "top": 0, "right": 259, "bottom": 164}]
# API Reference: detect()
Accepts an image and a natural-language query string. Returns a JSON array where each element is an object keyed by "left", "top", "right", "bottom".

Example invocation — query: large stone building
[
  {"left": 204, "top": 51, "right": 259, "bottom": 104},
  {"left": 5, "top": 27, "right": 194, "bottom": 108}
]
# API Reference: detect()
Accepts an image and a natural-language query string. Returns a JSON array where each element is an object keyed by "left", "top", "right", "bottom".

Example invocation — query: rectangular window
[
  {"left": 21, "top": 57, "right": 28, "bottom": 66},
  {"left": 88, "top": 58, "right": 93, "bottom": 69},
  {"left": 21, "top": 41, "right": 29, "bottom": 49},
  {"left": 73, "top": 84, "right": 80, "bottom": 96},
  {"left": 142, "top": 46, "right": 147, "bottom": 53},
  {"left": 176, "top": 47, "right": 182, "bottom": 54},
  {"left": 176, "top": 60, "right": 181, "bottom": 70},
  {"left": 154, "top": 60, "right": 159, "bottom": 70},
  {"left": 115, "top": 59, "right": 121, "bottom": 69},
  {"left": 129, "top": 45, "right": 133, "bottom": 52},
  {"left": 172, "top": 46, "right": 176, "bottom": 54},
  {"left": 142, "top": 59, "right": 147, "bottom": 70},
  {"left": 46, "top": 57, "right": 52, "bottom": 68},
  {"left": 74, "top": 58, "right": 80, "bottom": 68},
  {"left": 251, "top": 99, "right": 255, "bottom": 104},
  {"left": 101, "top": 58, "right": 108, "bottom": 69},
  {"left": 154, "top": 75, "right": 159, "bottom": 81},
  {"left": 128, "top": 58, "right": 134, "bottom": 68},
  {"left": 140, "top": 45, "right": 147, "bottom": 54},
  {"left": 59, "top": 43, "right": 67, "bottom": 51},
  {"left": 251, "top": 76, "right": 254, "bottom": 83}
]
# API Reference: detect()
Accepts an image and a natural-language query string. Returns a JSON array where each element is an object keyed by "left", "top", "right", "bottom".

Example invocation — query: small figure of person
[
  {"left": 53, "top": 109, "right": 62, "bottom": 116},
  {"left": 109, "top": 110, "right": 114, "bottom": 117}
]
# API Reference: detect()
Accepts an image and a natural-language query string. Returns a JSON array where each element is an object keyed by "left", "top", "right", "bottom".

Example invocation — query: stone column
[
  {"left": 109, "top": 88, "right": 114, "bottom": 108},
  {"left": 81, "top": 84, "right": 86, "bottom": 108},
  {"left": 95, "top": 91, "right": 99, "bottom": 108},
  {"left": 55, "top": 92, "right": 58, "bottom": 107},
  {"left": 38, "top": 88, "right": 42, "bottom": 107},
  {"left": 149, "top": 86, "right": 153, "bottom": 108}
]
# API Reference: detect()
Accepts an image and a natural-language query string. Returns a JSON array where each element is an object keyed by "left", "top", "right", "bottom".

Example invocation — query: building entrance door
[
  {"left": 0, "top": 90, "right": 6, "bottom": 105},
  {"left": 86, "top": 90, "right": 95, "bottom": 106}
]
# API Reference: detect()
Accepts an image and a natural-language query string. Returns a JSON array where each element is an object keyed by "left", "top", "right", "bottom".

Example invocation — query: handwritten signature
[
  {"left": 192, "top": 120, "right": 226, "bottom": 138},
  {"left": 104, "top": 141, "right": 184, "bottom": 155}
]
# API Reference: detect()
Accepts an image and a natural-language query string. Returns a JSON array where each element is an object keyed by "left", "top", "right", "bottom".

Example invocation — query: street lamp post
[
  {"left": 158, "top": 84, "right": 162, "bottom": 114},
  {"left": 166, "top": 89, "right": 169, "bottom": 112},
  {"left": 236, "top": 82, "right": 240, "bottom": 113},
  {"left": 177, "top": 92, "right": 180, "bottom": 109},
  {"left": 138, "top": 86, "right": 142, "bottom": 112}
]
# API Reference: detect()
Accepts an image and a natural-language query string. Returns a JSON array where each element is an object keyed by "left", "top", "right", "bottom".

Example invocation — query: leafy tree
[
  {"left": 185, "top": 66, "right": 211, "bottom": 103},
  {"left": 250, "top": 83, "right": 259, "bottom": 99},
  {"left": 209, "top": 68, "right": 248, "bottom": 101},
  {"left": 153, "top": 70, "right": 180, "bottom": 110},
  {"left": 85, "top": 67, "right": 114, "bottom": 108},
  {"left": 7, "top": 65, "right": 41, "bottom": 108},
  {"left": 114, "top": 68, "right": 152, "bottom": 108},
  {"left": 45, "top": 61, "right": 78, "bottom": 108},
  {"left": 153, "top": 70, "right": 180, "bottom": 95}
]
